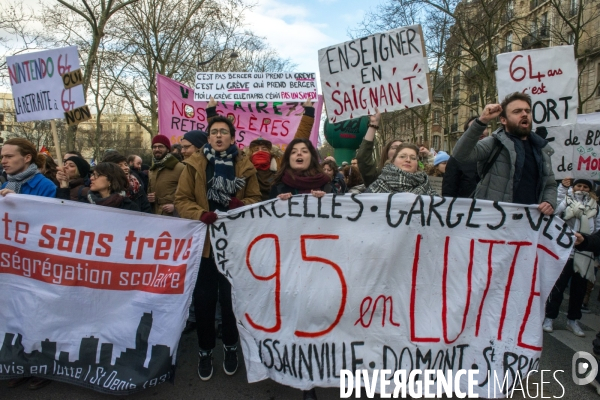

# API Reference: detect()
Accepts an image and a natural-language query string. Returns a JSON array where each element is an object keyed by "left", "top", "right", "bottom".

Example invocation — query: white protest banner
[
  {"left": 0, "top": 195, "right": 205, "bottom": 394},
  {"left": 210, "top": 194, "right": 570, "bottom": 397},
  {"left": 7, "top": 46, "right": 86, "bottom": 122},
  {"left": 194, "top": 72, "right": 318, "bottom": 102},
  {"left": 496, "top": 46, "right": 578, "bottom": 127},
  {"left": 545, "top": 112, "right": 600, "bottom": 179},
  {"left": 318, "top": 25, "right": 430, "bottom": 123}
]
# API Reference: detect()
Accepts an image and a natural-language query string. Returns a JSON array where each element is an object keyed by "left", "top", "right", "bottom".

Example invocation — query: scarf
[
  {"left": 564, "top": 191, "right": 598, "bottom": 281},
  {"left": 251, "top": 151, "right": 271, "bottom": 171},
  {"left": 127, "top": 174, "right": 141, "bottom": 199},
  {"left": 5, "top": 163, "right": 39, "bottom": 194},
  {"left": 367, "top": 163, "right": 437, "bottom": 195},
  {"left": 203, "top": 144, "right": 246, "bottom": 206},
  {"left": 151, "top": 153, "right": 174, "bottom": 171},
  {"left": 87, "top": 192, "right": 124, "bottom": 209},
  {"left": 280, "top": 170, "right": 331, "bottom": 194}
]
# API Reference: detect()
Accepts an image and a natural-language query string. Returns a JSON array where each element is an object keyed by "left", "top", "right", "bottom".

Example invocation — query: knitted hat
[
  {"left": 152, "top": 135, "right": 171, "bottom": 151},
  {"left": 249, "top": 137, "right": 272, "bottom": 151},
  {"left": 65, "top": 156, "right": 90, "bottom": 178},
  {"left": 573, "top": 178, "right": 593, "bottom": 190},
  {"left": 434, "top": 151, "right": 450, "bottom": 166},
  {"left": 183, "top": 130, "right": 208, "bottom": 149}
]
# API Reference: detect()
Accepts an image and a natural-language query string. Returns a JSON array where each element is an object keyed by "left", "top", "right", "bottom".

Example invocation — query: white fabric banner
[
  {"left": 496, "top": 46, "right": 578, "bottom": 128},
  {"left": 0, "top": 195, "right": 205, "bottom": 394},
  {"left": 7, "top": 46, "right": 86, "bottom": 122},
  {"left": 318, "top": 25, "right": 430, "bottom": 123},
  {"left": 210, "top": 194, "right": 571, "bottom": 397},
  {"left": 546, "top": 112, "right": 600, "bottom": 179}
]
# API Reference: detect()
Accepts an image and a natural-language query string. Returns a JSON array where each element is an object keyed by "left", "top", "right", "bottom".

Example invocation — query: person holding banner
[
  {"left": 0, "top": 138, "right": 56, "bottom": 198},
  {"left": 355, "top": 108, "right": 403, "bottom": 187},
  {"left": 174, "top": 115, "right": 260, "bottom": 381},
  {"left": 269, "top": 138, "right": 332, "bottom": 200},
  {"left": 543, "top": 178, "right": 600, "bottom": 337},
  {"left": 321, "top": 159, "right": 347, "bottom": 194},
  {"left": 452, "top": 92, "right": 556, "bottom": 213},
  {"left": 366, "top": 143, "right": 437, "bottom": 195}
]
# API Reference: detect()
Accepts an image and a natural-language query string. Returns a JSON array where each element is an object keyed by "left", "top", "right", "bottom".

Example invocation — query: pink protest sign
[{"left": 157, "top": 74, "right": 322, "bottom": 150}]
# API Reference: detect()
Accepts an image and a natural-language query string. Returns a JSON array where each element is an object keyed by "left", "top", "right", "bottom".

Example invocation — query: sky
[{"left": 246, "top": 0, "right": 381, "bottom": 74}]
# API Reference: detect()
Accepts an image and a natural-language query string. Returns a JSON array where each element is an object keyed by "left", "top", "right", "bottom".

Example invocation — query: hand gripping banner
[
  {"left": 0, "top": 195, "right": 205, "bottom": 394},
  {"left": 209, "top": 194, "right": 571, "bottom": 397}
]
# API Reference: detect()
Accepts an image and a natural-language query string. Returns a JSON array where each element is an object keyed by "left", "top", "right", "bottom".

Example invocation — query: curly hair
[{"left": 341, "top": 165, "right": 363, "bottom": 187}]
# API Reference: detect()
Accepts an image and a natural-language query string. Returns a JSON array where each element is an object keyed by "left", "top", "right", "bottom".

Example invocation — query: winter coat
[
  {"left": 148, "top": 155, "right": 185, "bottom": 216},
  {"left": 174, "top": 149, "right": 261, "bottom": 258},
  {"left": 555, "top": 185, "right": 600, "bottom": 233},
  {"left": 452, "top": 120, "right": 557, "bottom": 208},
  {"left": 441, "top": 156, "right": 478, "bottom": 198},
  {"left": 355, "top": 139, "right": 379, "bottom": 188},
  {"left": 1, "top": 173, "right": 56, "bottom": 198}
]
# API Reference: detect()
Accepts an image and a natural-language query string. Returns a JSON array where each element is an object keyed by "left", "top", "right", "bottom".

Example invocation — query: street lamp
[{"left": 197, "top": 50, "right": 239, "bottom": 68}]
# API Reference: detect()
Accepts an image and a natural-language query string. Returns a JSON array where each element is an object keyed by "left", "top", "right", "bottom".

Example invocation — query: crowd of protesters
[{"left": 3, "top": 91, "right": 600, "bottom": 398}]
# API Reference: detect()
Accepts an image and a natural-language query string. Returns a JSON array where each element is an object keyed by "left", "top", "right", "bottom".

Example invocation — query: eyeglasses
[
  {"left": 91, "top": 172, "right": 106, "bottom": 179},
  {"left": 152, "top": 144, "right": 167, "bottom": 150},
  {"left": 209, "top": 128, "right": 231, "bottom": 136},
  {"left": 181, "top": 144, "right": 193, "bottom": 150},
  {"left": 511, "top": 108, "right": 531, "bottom": 115},
  {"left": 397, "top": 154, "right": 418, "bottom": 161}
]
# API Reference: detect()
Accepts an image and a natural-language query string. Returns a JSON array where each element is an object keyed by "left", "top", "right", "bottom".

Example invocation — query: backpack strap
[{"left": 470, "top": 137, "right": 503, "bottom": 199}]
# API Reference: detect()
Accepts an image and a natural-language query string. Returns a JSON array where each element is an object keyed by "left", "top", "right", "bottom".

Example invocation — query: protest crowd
[{"left": 3, "top": 87, "right": 600, "bottom": 398}]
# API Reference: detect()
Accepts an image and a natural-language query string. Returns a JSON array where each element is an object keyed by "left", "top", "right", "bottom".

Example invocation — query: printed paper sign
[
  {"left": 496, "top": 46, "right": 578, "bottom": 127},
  {"left": 157, "top": 74, "right": 322, "bottom": 150},
  {"left": 210, "top": 194, "right": 570, "bottom": 396},
  {"left": 7, "top": 46, "right": 86, "bottom": 122},
  {"left": 194, "top": 72, "right": 318, "bottom": 102},
  {"left": 318, "top": 25, "right": 430, "bottom": 123},
  {"left": 547, "top": 112, "right": 600, "bottom": 179},
  {"left": 0, "top": 195, "right": 205, "bottom": 394}
]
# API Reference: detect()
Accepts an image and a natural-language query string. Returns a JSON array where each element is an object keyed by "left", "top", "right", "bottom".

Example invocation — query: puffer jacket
[
  {"left": 452, "top": 121, "right": 557, "bottom": 208},
  {"left": 555, "top": 184, "right": 600, "bottom": 233},
  {"left": 174, "top": 148, "right": 261, "bottom": 257}
]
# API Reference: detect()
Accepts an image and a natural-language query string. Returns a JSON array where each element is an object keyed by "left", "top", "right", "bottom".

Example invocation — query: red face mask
[{"left": 251, "top": 151, "right": 271, "bottom": 171}]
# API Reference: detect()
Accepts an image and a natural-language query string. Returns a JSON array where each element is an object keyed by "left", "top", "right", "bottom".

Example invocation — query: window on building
[
  {"left": 0, "top": 114, "right": 4, "bottom": 123},
  {"left": 505, "top": 32, "right": 513, "bottom": 52},
  {"left": 433, "top": 109, "right": 441, "bottom": 124},
  {"left": 540, "top": 13, "right": 548, "bottom": 35},
  {"left": 0, "top": 99, "right": 4, "bottom": 108},
  {"left": 568, "top": 32, "right": 575, "bottom": 45},
  {"left": 126, "top": 124, "right": 131, "bottom": 132},
  {"left": 432, "top": 135, "right": 441, "bottom": 149},
  {"left": 453, "top": 113, "right": 458, "bottom": 125}
]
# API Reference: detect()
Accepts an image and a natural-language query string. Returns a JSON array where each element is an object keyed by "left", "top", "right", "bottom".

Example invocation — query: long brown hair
[
  {"left": 379, "top": 139, "right": 403, "bottom": 170},
  {"left": 273, "top": 138, "right": 323, "bottom": 183},
  {"left": 342, "top": 165, "right": 363, "bottom": 187}
]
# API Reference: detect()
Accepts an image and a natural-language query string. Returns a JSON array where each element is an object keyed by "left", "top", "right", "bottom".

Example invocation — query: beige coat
[
  {"left": 175, "top": 149, "right": 261, "bottom": 257},
  {"left": 148, "top": 155, "right": 185, "bottom": 215}
]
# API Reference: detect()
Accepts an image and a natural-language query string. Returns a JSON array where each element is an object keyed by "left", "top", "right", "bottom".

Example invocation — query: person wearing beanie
[
  {"left": 55, "top": 156, "right": 91, "bottom": 201},
  {"left": 543, "top": 176, "right": 600, "bottom": 337},
  {"left": 148, "top": 134, "right": 185, "bottom": 215},
  {"left": 427, "top": 151, "right": 449, "bottom": 178},
  {"left": 181, "top": 130, "right": 208, "bottom": 160},
  {"left": 175, "top": 112, "right": 260, "bottom": 383}
]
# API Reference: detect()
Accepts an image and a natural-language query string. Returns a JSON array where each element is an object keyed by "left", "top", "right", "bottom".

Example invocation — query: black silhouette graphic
[{"left": 0, "top": 312, "right": 174, "bottom": 394}]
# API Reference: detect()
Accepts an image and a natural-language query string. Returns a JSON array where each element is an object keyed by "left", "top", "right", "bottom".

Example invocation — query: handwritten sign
[
  {"left": 7, "top": 46, "right": 86, "bottom": 122},
  {"left": 318, "top": 25, "right": 430, "bottom": 123},
  {"left": 194, "top": 72, "right": 317, "bottom": 102},
  {"left": 157, "top": 74, "right": 322, "bottom": 150},
  {"left": 62, "top": 68, "right": 84, "bottom": 90},
  {"left": 496, "top": 46, "right": 578, "bottom": 127},
  {"left": 210, "top": 194, "right": 570, "bottom": 395},
  {"left": 0, "top": 194, "right": 205, "bottom": 394},
  {"left": 65, "top": 105, "right": 92, "bottom": 126},
  {"left": 547, "top": 112, "right": 600, "bottom": 179}
]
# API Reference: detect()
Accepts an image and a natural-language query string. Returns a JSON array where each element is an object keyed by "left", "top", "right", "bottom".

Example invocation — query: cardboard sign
[
  {"left": 62, "top": 68, "right": 84, "bottom": 90},
  {"left": 7, "top": 46, "right": 86, "bottom": 122},
  {"left": 0, "top": 195, "right": 205, "bottom": 394},
  {"left": 210, "top": 194, "right": 570, "bottom": 395},
  {"left": 157, "top": 74, "right": 322, "bottom": 150},
  {"left": 194, "top": 72, "right": 318, "bottom": 102},
  {"left": 65, "top": 105, "right": 92, "bottom": 126},
  {"left": 318, "top": 25, "right": 430, "bottom": 123},
  {"left": 547, "top": 112, "right": 600, "bottom": 179},
  {"left": 496, "top": 46, "right": 578, "bottom": 128}
]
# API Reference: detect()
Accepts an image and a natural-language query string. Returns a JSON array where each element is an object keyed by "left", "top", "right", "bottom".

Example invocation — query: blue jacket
[{"left": 1, "top": 173, "right": 57, "bottom": 198}]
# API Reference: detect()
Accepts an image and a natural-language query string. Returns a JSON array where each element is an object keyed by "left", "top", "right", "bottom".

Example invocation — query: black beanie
[
  {"left": 183, "top": 130, "right": 208, "bottom": 149},
  {"left": 66, "top": 156, "right": 90, "bottom": 179}
]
